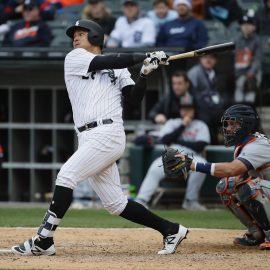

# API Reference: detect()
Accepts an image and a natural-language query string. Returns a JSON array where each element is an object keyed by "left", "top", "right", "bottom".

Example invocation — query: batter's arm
[
  {"left": 88, "top": 53, "right": 146, "bottom": 71},
  {"left": 121, "top": 76, "right": 147, "bottom": 105}
]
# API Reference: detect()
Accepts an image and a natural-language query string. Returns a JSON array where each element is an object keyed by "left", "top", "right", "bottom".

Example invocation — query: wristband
[{"left": 195, "top": 162, "right": 215, "bottom": 175}]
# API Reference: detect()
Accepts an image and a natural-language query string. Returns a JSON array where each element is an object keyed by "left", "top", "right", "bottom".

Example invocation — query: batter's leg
[{"left": 90, "top": 163, "right": 189, "bottom": 254}]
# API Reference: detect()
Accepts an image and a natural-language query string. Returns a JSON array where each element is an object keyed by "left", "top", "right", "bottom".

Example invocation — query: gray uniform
[
  {"left": 236, "top": 132, "right": 270, "bottom": 179},
  {"left": 137, "top": 118, "right": 210, "bottom": 204},
  {"left": 218, "top": 132, "right": 270, "bottom": 241}
]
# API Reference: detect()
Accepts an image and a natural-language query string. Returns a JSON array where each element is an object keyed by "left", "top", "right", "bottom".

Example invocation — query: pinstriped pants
[{"left": 56, "top": 123, "right": 128, "bottom": 214}]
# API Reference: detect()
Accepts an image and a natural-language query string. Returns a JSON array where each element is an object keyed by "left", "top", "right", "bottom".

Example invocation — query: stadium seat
[
  {"left": 204, "top": 20, "right": 231, "bottom": 45},
  {"left": 50, "top": 27, "right": 72, "bottom": 47}
]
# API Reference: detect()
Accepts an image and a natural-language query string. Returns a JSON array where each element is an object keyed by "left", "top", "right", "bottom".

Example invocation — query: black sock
[
  {"left": 49, "top": 185, "right": 73, "bottom": 218},
  {"left": 120, "top": 200, "right": 179, "bottom": 236}
]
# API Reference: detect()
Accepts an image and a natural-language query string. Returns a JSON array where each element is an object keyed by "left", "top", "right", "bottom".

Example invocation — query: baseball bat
[{"left": 168, "top": 42, "right": 235, "bottom": 61}]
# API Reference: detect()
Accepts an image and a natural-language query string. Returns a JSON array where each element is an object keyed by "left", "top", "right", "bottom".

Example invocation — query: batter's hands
[
  {"left": 146, "top": 51, "right": 169, "bottom": 65},
  {"left": 140, "top": 57, "right": 159, "bottom": 77}
]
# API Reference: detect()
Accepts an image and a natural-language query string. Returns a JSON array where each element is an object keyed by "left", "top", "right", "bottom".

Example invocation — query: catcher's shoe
[
  {"left": 259, "top": 240, "right": 270, "bottom": 250},
  {"left": 233, "top": 233, "right": 263, "bottom": 247},
  {"left": 11, "top": 235, "right": 55, "bottom": 256},
  {"left": 158, "top": 225, "right": 188, "bottom": 255}
]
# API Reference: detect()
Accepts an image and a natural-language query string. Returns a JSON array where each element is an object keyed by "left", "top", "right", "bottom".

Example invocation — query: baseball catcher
[{"left": 162, "top": 104, "right": 270, "bottom": 250}]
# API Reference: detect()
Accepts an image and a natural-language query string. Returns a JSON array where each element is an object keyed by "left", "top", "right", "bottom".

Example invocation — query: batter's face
[
  {"left": 171, "top": 76, "right": 189, "bottom": 96},
  {"left": 73, "top": 29, "right": 92, "bottom": 50}
]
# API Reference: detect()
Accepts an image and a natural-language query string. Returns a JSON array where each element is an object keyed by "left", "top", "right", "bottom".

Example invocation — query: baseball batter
[
  {"left": 164, "top": 104, "right": 270, "bottom": 250},
  {"left": 11, "top": 19, "right": 188, "bottom": 256}
]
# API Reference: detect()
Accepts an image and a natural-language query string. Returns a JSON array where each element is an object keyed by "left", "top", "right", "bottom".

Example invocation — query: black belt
[{"left": 77, "top": 119, "right": 113, "bottom": 132}]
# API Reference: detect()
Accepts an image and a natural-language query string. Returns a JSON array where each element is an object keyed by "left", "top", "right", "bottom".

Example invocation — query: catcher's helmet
[
  {"left": 66, "top": 20, "right": 105, "bottom": 48},
  {"left": 221, "top": 104, "right": 259, "bottom": 147}
]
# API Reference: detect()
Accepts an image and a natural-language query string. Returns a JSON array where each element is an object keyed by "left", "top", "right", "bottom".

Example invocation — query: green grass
[{"left": 0, "top": 208, "right": 244, "bottom": 230}]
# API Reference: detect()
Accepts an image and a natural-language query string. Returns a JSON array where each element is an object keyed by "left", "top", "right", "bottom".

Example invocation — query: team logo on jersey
[{"left": 102, "top": 69, "right": 117, "bottom": 85}]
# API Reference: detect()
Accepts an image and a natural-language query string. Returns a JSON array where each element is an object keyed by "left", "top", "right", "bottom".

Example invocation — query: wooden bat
[{"left": 168, "top": 42, "right": 235, "bottom": 61}]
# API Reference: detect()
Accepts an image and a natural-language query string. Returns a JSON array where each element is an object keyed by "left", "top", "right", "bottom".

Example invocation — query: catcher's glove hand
[{"left": 162, "top": 147, "right": 193, "bottom": 180}]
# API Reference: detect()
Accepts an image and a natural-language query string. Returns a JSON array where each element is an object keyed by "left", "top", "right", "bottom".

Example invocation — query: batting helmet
[
  {"left": 221, "top": 104, "right": 259, "bottom": 147},
  {"left": 66, "top": 20, "right": 105, "bottom": 48}
]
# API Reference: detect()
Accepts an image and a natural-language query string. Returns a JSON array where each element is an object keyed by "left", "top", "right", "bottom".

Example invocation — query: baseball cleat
[
  {"left": 158, "top": 225, "right": 188, "bottom": 255},
  {"left": 259, "top": 241, "right": 270, "bottom": 250},
  {"left": 233, "top": 233, "right": 263, "bottom": 247},
  {"left": 11, "top": 235, "right": 55, "bottom": 256}
]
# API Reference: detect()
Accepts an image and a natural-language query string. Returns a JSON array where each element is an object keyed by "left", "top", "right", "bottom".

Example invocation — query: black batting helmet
[
  {"left": 221, "top": 104, "right": 259, "bottom": 147},
  {"left": 66, "top": 20, "right": 105, "bottom": 48}
]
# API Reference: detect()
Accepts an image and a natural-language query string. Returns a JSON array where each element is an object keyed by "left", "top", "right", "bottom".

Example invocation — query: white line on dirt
[
  {"left": 0, "top": 227, "right": 240, "bottom": 231},
  {"left": 0, "top": 249, "right": 12, "bottom": 253}
]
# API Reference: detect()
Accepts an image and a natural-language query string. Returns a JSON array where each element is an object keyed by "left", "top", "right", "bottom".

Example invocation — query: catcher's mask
[
  {"left": 66, "top": 19, "right": 105, "bottom": 48},
  {"left": 221, "top": 104, "right": 259, "bottom": 147}
]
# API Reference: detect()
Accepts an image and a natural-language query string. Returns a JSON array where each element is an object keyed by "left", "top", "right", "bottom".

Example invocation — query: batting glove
[
  {"left": 140, "top": 57, "right": 159, "bottom": 77},
  {"left": 146, "top": 51, "right": 169, "bottom": 65}
]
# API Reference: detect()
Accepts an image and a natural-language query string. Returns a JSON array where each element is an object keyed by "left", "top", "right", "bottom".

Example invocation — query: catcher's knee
[
  {"left": 103, "top": 195, "right": 128, "bottom": 215},
  {"left": 216, "top": 177, "right": 237, "bottom": 196},
  {"left": 237, "top": 183, "right": 253, "bottom": 202}
]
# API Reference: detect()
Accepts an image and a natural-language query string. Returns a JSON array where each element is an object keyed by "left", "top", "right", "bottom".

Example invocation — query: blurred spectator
[
  {"left": 135, "top": 96, "right": 210, "bottom": 211},
  {"left": 255, "top": 0, "right": 270, "bottom": 35},
  {"left": 148, "top": 70, "right": 193, "bottom": 124},
  {"left": 192, "top": 0, "right": 206, "bottom": 19},
  {"left": 0, "top": 144, "right": 3, "bottom": 169},
  {"left": 156, "top": 0, "right": 208, "bottom": 51},
  {"left": 187, "top": 54, "right": 224, "bottom": 144},
  {"left": 147, "top": 0, "right": 178, "bottom": 34},
  {"left": 71, "top": 180, "right": 100, "bottom": 209},
  {"left": 205, "top": 0, "right": 243, "bottom": 28},
  {"left": 82, "top": 0, "right": 116, "bottom": 42},
  {"left": 47, "top": 0, "right": 83, "bottom": 7},
  {"left": 106, "top": 0, "right": 155, "bottom": 48},
  {"left": 2, "top": 0, "right": 53, "bottom": 47},
  {"left": 234, "top": 10, "right": 261, "bottom": 104},
  {"left": 0, "top": 0, "right": 58, "bottom": 24}
]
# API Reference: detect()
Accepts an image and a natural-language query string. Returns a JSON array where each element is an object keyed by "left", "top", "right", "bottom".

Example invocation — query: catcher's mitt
[{"left": 161, "top": 147, "right": 193, "bottom": 180}]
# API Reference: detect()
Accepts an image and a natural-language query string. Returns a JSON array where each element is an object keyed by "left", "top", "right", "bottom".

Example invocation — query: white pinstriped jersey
[{"left": 64, "top": 48, "right": 135, "bottom": 127}]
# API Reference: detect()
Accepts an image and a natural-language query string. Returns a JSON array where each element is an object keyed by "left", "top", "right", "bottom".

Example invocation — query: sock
[
  {"left": 120, "top": 200, "right": 179, "bottom": 236},
  {"left": 37, "top": 185, "right": 73, "bottom": 240},
  {"left": 49, "top": 185, "right": 73, "bottom": 218}
]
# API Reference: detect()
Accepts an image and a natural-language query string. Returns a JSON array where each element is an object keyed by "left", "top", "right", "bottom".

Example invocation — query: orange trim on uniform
[
  {"left": 234, "top": 135, "right": 256, "bottom": 159},
  {"left": 250, "top": 190, "right": 262, "bottom": 200}
]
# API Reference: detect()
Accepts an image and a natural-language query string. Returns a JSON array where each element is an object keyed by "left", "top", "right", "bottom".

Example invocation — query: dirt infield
[{"left": 0, "top": 228, "right": 269, "bottom": 270}]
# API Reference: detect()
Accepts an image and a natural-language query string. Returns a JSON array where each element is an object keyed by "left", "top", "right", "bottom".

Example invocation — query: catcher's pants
[
  {"left": 137, "top": 151, "right": 206, "bottom": 203},
  {"left": 56, "top": 123, "right": 127, "bottom": 215}
]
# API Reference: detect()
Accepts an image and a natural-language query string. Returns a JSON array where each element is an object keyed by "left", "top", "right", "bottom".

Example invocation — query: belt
[{"left": 77, "top": 119, "right": 113, "bottom": 132}]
